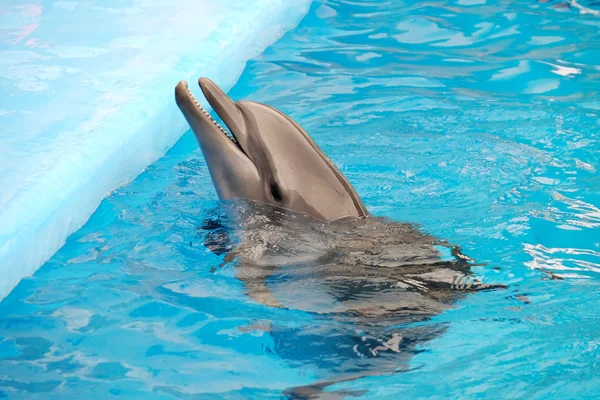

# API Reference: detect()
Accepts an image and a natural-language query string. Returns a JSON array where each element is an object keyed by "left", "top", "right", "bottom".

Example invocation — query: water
[{"left": 2, "top": 0, "right": 600, "bottom": 398}]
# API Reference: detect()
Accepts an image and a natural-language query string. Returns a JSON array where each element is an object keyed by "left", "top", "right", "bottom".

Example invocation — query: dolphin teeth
[{"left": 186, "top": 87, "right": 238, "bottom": 144}]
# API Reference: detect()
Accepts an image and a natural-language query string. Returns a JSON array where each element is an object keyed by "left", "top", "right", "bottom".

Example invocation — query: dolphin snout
[{"left": 175, "top": 80, "right": 193, "bottom": 109}]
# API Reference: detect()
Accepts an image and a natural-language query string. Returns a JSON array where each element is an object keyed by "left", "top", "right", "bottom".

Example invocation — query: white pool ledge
[{"left": 0, "top": 0, "right": 311, "bottom": 300}]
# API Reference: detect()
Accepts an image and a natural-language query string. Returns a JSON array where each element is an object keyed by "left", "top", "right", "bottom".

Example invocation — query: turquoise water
[{"left": 2, "top": 0, "right": 600, "bottom": 398}]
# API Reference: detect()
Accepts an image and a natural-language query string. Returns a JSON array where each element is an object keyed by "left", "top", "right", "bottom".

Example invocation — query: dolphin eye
[{"left": 270, "top": 182, "right": 284, "bottom": 202}]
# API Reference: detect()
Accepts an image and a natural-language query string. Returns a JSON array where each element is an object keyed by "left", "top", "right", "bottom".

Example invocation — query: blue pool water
[{"left": 2, "top": 0, "right": 600, "bottom": 398}]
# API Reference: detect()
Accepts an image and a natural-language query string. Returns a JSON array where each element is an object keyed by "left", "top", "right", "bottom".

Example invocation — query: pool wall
[{"left": 0, "top": 0, "right": 312, "bottom": 300}]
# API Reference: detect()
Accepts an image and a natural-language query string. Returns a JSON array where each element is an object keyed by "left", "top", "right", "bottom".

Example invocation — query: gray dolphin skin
[
  {"left": 175, "top": 78, "right": 367, "bottom": 221},
  {"left": 176, "top": 78, "right": 506, "bottom": 398}
]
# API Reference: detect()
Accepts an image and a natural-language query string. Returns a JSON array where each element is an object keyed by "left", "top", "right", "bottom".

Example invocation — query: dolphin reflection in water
[{"left": 176, "top": 78, "right": 506, "bottom": 398}]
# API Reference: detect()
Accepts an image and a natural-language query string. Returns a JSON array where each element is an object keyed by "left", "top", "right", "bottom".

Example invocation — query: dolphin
[
  {"left": 175, "top": 78, "right": 367, "bottom": 221},
  {"left": 175, "top": 78, "right": 506, "bottom": 398}
]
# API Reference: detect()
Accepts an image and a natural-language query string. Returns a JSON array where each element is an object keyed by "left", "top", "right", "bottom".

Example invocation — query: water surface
[{"left": 2, "top": 0, "right": 600, "bottom": 398}]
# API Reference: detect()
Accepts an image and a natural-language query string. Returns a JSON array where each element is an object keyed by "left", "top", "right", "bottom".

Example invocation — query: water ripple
[{"left": 1, "top": 0, "right": 599, "bottom": 397}]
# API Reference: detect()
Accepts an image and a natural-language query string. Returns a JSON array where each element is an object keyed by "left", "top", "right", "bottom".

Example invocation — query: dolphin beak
[
  {"left": 174, "top": 79, "right": 241, "bottom": 149},
  {"left": 174, "top": 79, "right": 259, "bottom": 199},
  {"left": 198, "top": 78, "right": 247, "bottom": 146}
]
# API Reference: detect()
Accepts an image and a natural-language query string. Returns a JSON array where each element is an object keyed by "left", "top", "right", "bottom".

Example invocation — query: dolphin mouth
[{"left": 174, "top": 80, "right": 242, "bottom": 149}]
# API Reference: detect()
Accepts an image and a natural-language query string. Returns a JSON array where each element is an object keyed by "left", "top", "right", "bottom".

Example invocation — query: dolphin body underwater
[{"left": 175, "top": 78, "right": 505, "bottom": 398}]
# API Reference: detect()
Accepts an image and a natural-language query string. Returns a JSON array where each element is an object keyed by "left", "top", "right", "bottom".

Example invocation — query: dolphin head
[{"left": 175, "top": 78, "right": 368, "bottom": 221}]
